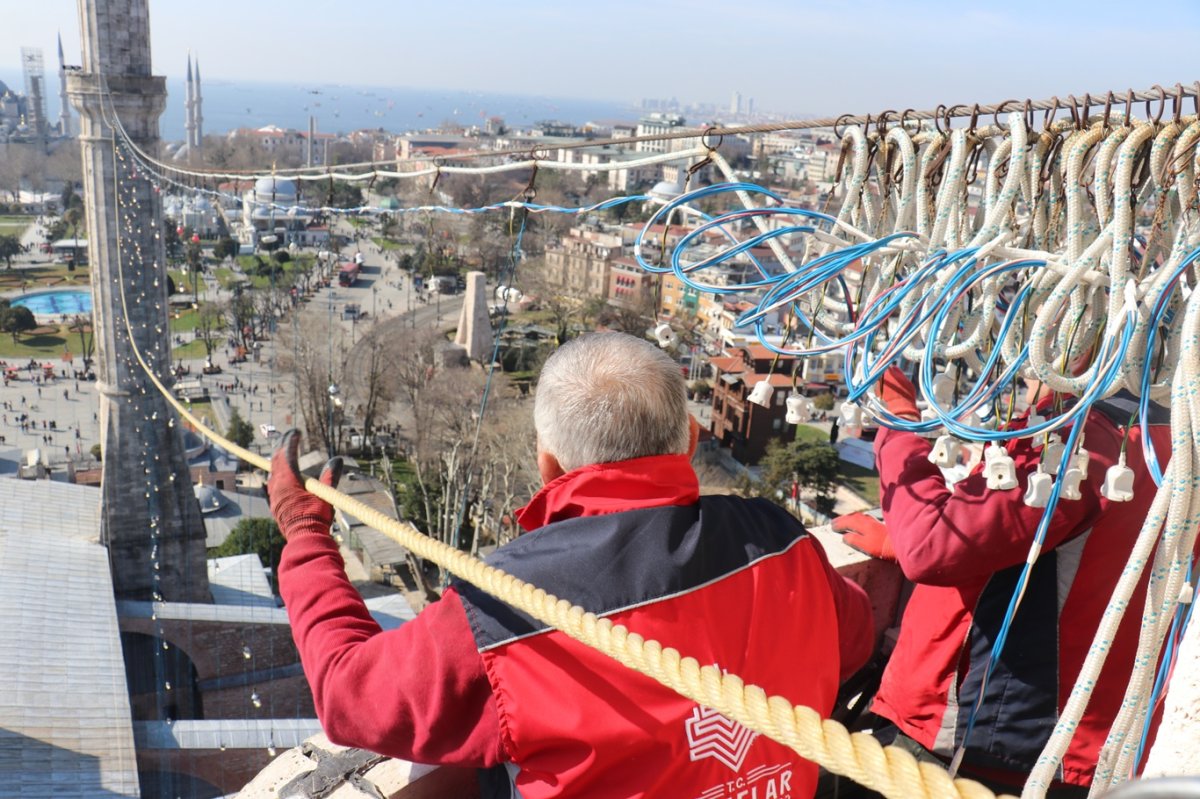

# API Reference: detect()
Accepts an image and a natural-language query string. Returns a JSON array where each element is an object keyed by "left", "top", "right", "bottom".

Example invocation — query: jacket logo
[{"left": 686, "top": 705, "right": 758, "bottom": 772}]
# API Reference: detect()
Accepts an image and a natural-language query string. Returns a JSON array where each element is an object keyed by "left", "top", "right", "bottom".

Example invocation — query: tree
[
  {"left": 743, "top": 439, "right": 841, "bottom": 515},
  {"left": 195, "top": 302, "right": 225, "bottom": 359},
  {"left": 226, "top": 408, "right": 255, "bottom": 449},
  {"left": 213, "top": 237, "right": 239, "bottom": 261},
  {"left": 0, "top": 303, "right": 37, "bottom": 342},
  {"left": 68, "top": 315, "right": 94, "bottom": 365},
  {"left": 0, "top": 235, "right": 20, "bottom": 268},
  {"left": 207, "top": 517, "right": 286, "bottom": 593}
]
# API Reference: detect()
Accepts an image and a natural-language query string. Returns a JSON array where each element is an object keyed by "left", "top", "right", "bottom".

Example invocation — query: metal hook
[
  {"left": 1102, "top": 91, "right": 1115, "bottom": 130},
  {"left": 898, "top": 108, "right": 917, "bottom": 132},
  {"left": 520, "top": 157, "right": 540, "bottom": 202},
  {"left": 1043, "top": 96, "right": 1062, "bottom": 133},
  {"left": 875, "top": 109, "right": 895, "bottom": 139},
  {"left": 1194, "top": 81, "right": 1200, "bottom": 117},
  {"left": 945, "top": 103, "right": 966, "bottom": 132},
  {"left": 1146, "top": 84, "right": 1167, "bottom": 126},
  {"left": 429, "top": 160, "right": 443, "bottom": 194},
  {"left": 832, "top": 113, "right": 855, "bottom": 140},
  {"left": 1173, "top": 83, "right": 1185, "bottom": 125},
  {"left": 1080, "top": 93, "right": 1092, "bottom": 129},
  {"left": 968, "top": 103, "right": 981, "bottom": 135},
  {"left": 1024, "top": 98, "right": 1036, "bottom": 133},
  {"left": 1124, "top": 88, "right": 1135, "bottom": 128},
  {"left": 699, "top": 125, "right": 724, "bottom": 153},
  {"left": 933, "top": 104, "right": 948, "bottom": 135},
  {"left": 993, "top": 99, "right": 1017, "bottom": 129},
  {"left": 1065, "top": 94, "right": 1080, "bottom": 130}
]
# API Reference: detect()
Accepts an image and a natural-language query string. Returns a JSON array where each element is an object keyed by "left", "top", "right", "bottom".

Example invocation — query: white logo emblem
[{"left": 685, "top": 705, "right": 759, "bottom": 772}]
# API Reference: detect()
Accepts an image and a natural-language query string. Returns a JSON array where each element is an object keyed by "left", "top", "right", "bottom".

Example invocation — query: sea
[{"left": 0, "top": 69, "right": 638, "bottom": 141}]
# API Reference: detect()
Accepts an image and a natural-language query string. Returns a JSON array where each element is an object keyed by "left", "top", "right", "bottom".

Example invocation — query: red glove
[
  {"left": 832, "top": 512, "right": 897, "bottom": 562},
  {"left": 878, "top": 366, "right": 919, "bottom": 421},
  {"left": 267, "top": 430, "right": 343, "bottom": 539}
]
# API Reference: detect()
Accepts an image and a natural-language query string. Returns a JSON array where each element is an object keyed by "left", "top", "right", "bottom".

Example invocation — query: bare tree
[{"left": 196, "top": 302, "right": 225, "bottom": 360}]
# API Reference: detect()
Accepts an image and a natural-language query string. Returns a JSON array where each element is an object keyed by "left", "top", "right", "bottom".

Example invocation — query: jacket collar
[{"left": 515, "top": 454, "right": 700, "bottom": 533}]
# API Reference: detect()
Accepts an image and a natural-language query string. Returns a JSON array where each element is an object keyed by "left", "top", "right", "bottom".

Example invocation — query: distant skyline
[{"left": 3, "top": 1, "right": 1200, "bottom": 119}]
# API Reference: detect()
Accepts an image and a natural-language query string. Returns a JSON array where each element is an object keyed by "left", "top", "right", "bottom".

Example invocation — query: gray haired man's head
[{"left": 534, "top": 332, "right": 690, "bottom": 473}]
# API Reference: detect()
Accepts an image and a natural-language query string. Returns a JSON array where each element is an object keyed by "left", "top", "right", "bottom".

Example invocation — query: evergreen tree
[{"left": 226, "top": 408, "right": 255, "bottom": 449}]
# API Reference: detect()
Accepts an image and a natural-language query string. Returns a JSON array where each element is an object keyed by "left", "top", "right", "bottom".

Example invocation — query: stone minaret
[
  {"left": 56, "top": 33, "right": 73, "bottom": 137},
  {"left": 192, "top": 56, "right": 203, "bottom": 149},
  {"left": 68, "top": 0, "right": 210, "bottom": 602},
  {"left": 184, "top": 51, "right": 195, "bottom": 149}
]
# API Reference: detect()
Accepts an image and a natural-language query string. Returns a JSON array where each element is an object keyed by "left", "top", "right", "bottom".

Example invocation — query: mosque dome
[
  {"left": 649, "top": 178, "right": 685, "bottom": 202},
  {"left": 194, "top": 482, "right": 227, "bottom": 514},
  {"left": 0, "top": 80, "right": 9, "bottom": 97},
  {"left": 253, "top": 177, "right": 298, "bottom": 202}
]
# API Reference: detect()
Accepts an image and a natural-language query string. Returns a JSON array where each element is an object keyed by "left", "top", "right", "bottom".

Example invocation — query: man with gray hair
[{"left": 269, "top": 331, "right": 873, "bottom": 799}]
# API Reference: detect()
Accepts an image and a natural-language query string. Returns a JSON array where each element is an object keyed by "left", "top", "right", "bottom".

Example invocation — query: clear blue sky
[{"left": 3, "top": 0, "right": 1199, "bottom": 116}]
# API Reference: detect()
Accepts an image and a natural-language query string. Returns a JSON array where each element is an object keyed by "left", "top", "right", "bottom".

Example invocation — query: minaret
[
  {"left": 56, "top": 32, "right": 72, "bottom": 137},
  {"left": 184, "top": 51, "right": 195, "bottom": 149},
  {"left": 67, "top": 0, "right": 210, "bottom": 602},
  {"left": 193, "top": 56, "right": 203, "bottom": 150}
]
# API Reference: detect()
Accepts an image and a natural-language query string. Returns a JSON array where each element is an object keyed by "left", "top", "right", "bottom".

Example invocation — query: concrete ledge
[{"left": 809, "top": 523, "right": 904, "bottom": 643}]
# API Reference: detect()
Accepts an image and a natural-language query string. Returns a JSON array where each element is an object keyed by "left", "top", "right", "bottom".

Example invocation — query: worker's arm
[
  {"left": 279, "top": 531, "right": 504, "bottom": 766},
  {"left": 807, "top": 538, "right": 875, "bottom": 679},
  {"left": 269, "top": 431, "right": 503, "bottom": 766},
  {"left": 873, "top": 422, "right": 1112, "bottom": 586}
]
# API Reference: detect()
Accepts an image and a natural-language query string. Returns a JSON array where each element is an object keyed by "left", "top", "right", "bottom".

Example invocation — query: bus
[{"left": 338, "top": 261, "right": 361, "bottom": 287}]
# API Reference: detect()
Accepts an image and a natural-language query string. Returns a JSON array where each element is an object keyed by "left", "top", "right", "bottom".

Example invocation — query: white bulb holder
[
  {"left": 1060, "top": 466, "right": 1086, "bottom": 501},
  {"left": 653, "top": 322, "right": 678, "bottom": 349},
  {"left": 1101, "top": 463, "right": 1135, "bottom": 502},
  {"left": 785, "top": 393, "right": 811, "bottom": 424},
  {"left": 983, "top": 443, "right": 1019, "bottom": 490},
  {"left": 748, "top": 380, "right": 773, "bottom": 407},
  {"left": 840, "top": 403, "right": 863, "bottom": 427},
  {"left": 931, "top": 372, "right": 955, "bottom": 406},
  {"left": 1041, "top": 434, "right": 1065, "bottom": 472},
  {"left": 1024, "top": 471, "right": 1054, "bottom": 508},
  {"left": 928, "top": 435, "right": 963, "bottom": 469}
]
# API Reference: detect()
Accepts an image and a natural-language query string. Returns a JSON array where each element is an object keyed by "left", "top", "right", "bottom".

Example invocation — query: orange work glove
[
  {"left": 832, "top": 512, "right": 897, "bottom": 562},
  {"left": 878, "top": 365, "right": 919, "bottom": 421},
  {"left": 267, "top": 430, "right": 343, "bottom": 539}
]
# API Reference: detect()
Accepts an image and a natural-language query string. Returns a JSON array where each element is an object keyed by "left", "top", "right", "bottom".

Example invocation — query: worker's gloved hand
[
  {"left": 267, "top": 430, "right": 343, "bottom": 539},
  {"left": 878, "top": 366, "right": 919, "bottom": 421},
  {"left": 832, "top": 512, "right": 897, "bottom": 562}
]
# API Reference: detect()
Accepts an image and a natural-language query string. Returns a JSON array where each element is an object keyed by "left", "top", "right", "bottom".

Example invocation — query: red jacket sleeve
[
  {"left": 279, "top": 527, "right": 505, "bottom": 766},
  {"left": 873, "top": 415, "right": 1119, "bottom": 587},
  {"left": 800, "top": 537, "right": 874, "bottom": 680}
]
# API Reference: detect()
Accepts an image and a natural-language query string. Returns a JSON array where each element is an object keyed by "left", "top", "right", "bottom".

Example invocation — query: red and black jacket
[
  {"left": 872, "top": 391, "right": 1172, "bottom": 788},
  {"left": 280, "top": 454, "right": 873, "bottom": 798}
]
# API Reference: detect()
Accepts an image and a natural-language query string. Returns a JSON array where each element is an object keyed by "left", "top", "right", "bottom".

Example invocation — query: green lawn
[
  {"left": 793, "top": 424, "right": 828, "bottom": 445},
  {"left": 838, "top": 461, "right": 881, "bottom": 507},
  {"left": 181, "top": 398, "right": 219, "bottom": 430},
  {"left": 0, "top": 263, "right": 91, "bottom": 290},
  {"left": 0, "top": 329, "right": 71, "bottom": 358},
  {"left": 171, "top": 339, "right": 209, "bottom": 359},
  {"left": 372, "top": 237, "right": 404, "bottom": 251},
  {"left": 169, "top": 308, "right": 200, "bottom": 332},
  {"left": 0, "top": 215, "right": 32, "bottom": 238}
]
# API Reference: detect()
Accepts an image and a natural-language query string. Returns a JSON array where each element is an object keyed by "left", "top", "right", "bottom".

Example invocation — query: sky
[{"left": 2, "top": 0, "right": 1200, "bottom": 118}]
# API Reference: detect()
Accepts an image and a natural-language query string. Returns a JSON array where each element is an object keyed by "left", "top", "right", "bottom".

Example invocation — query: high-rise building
[
  {"left": 20, "top": 47, "right": 48, "bottom": 138},
  {"left": 730, "top": 90, "right": 742, "bottom": 116}
]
